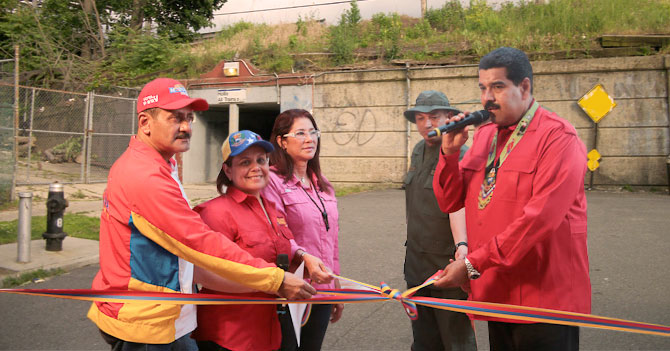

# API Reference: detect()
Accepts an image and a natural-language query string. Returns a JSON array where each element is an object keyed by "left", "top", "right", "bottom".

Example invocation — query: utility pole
[
  {"left": 421, "top": 0, "right": 427, "bottom": 17},
  {"left": 12, "top": 45, "right": 19, "bottom": 201}
]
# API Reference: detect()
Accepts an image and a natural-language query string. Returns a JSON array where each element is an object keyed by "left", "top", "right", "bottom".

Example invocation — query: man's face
[
  {"left": 140, "top": 107, "right": 194, "bottom": 161},
  {"left": 415, "top": 110, "right": 450, "bottom": 145},
  {"left": 479, "top": 67, "right": 530, "bottom": 127}
]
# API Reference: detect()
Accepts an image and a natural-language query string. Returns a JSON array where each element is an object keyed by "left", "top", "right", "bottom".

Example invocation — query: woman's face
[
  {"left": 278, "top": 117, "right": 319, "bottom": 163},
  {"left": 223, "top": 145, "right": 269, "bottom": 196}
]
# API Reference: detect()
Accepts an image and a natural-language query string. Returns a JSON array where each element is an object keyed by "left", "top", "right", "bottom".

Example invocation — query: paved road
[{"left": 1, "top": 189, "right": 669, "bottom": 350}]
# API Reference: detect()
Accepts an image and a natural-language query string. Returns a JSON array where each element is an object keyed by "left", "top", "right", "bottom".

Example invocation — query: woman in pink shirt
[
  {"left": 192, "top": 130, "right": 331, "bottom": 351},
  {"left": 262, "top": 109, "right": 344, "bottom": 351}
]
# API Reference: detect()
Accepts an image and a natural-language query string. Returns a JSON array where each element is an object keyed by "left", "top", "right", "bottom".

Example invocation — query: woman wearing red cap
[{"left": 191, "top": 130, "right": 332, "bottom": 351}]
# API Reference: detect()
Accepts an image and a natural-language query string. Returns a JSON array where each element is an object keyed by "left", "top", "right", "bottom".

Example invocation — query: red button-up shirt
[
  {"left": 191, "top": 186, "right": 293, "bottom": 350},
  {"left": 433, "top": 106, "right": 591, "bottom": 321}
]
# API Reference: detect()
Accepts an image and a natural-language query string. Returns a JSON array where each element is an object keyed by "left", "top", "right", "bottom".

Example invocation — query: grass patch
[
  {"left": 1, "top": 268, "right": 65, "bottom": 288},
  {"left": 334, "top": 183, "right": 399, "bottom": 197},
  {"left": 0, "top": 213, "right": 100, "bottom": 244},
  {"left": 71, "top": 189, "right": 87, "bottom": 199},
  {"left": 0, "top": 199, "right": 19, "bottom": 211},
  {"left": 162, "top": 0, "right": 669, "bottom": 76}
]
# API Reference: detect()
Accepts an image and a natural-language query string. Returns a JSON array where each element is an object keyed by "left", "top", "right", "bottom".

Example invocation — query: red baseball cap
[{"left": 137, "top": 78, "right": 209, "bottom": 113}]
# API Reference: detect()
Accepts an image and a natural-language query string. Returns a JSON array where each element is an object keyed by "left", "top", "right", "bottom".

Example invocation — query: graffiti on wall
[{"left": 332, "top": 109, "right": 377, "bottom": 146}]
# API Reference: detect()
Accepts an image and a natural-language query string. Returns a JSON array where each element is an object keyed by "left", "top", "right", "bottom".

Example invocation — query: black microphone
[
  {"left": 427, "top": 110, "right": 491, "bottom": 137},
  {"left": 276, "top": 254, "right": 289, "bottom": 314}
]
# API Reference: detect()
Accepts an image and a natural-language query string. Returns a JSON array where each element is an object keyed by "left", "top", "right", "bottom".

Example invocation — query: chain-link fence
[
  {"left": 0, "top": 58, "right": 16, "bottom": 204},
  {"left": 0, "top": 83, "right": 137, "bottom": 185}
]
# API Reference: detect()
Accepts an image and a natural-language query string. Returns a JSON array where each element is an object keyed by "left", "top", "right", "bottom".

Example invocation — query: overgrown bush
[
  {"left": 370, "top": 13, "right": 403, "bottom": 60},
  {"left": 425, "top": 1, "right": 466, "bottom": 32},
  {"left": 329, "top": 0, "right": 362, "bottom": 65}
]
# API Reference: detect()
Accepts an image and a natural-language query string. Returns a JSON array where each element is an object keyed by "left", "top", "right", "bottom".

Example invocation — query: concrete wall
[{"left": 313, "top": 55, "right": 670, "bottom": 188}]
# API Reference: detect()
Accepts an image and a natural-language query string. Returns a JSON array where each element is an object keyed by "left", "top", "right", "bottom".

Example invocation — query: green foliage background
[{"left": 0, "top": 0, "right": 668, "bottom": 89}]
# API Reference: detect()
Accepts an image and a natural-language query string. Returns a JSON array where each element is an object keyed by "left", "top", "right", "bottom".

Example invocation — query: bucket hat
[{"left": 404, "top": 90, "right": 461, "bottom": 123}]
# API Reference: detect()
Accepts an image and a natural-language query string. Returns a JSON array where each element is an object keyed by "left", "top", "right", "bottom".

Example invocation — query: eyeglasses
[{"left": 283, "top": 130, "right": 321, "bottom": 141}]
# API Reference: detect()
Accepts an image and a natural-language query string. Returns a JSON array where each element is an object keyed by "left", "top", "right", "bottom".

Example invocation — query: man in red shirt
[
  {"left": 89, "top": 78, "right": 316, "bottom": 350},
  {"left": 432, "top": 47, "right": 590, "bottom": 350}
]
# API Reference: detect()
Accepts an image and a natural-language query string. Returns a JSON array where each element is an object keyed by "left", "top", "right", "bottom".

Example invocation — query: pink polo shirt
[{"left": 262, "top": 168, "right": 340, "bottom": 290}]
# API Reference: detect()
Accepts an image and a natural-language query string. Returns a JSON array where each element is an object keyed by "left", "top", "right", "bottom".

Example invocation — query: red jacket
[
  {"left": 433, "top": 106, "right": 591, "bottom": 321},
  {"left": 88, "top": 137, "right": 284, "bottom": 343}
]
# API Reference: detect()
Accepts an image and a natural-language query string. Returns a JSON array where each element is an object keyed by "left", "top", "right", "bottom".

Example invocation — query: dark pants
[
  {"left": 488, "top": 321, "right": 579, "bottom": 351},
  {"left": 100, "top": 329, "right": 198, "bottom": 351},
  {"left": 280, "top": 304, "right": 332, "bottom": 351},
  {"left": 408, "top": 285, "right": 477, "bottom": 351}
]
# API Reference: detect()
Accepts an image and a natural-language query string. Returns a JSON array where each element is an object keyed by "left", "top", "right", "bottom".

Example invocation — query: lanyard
[
  {"left": 478, "top": 101, "right": 539, "bottom": 209},
  {"left": 300, "top": 183, "right": 330, "bottom": 231}
]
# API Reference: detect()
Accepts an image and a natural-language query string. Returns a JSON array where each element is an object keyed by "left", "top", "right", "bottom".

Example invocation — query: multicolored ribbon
[{"left": 1, "top": 272, "right": 668, "bottom": 337}]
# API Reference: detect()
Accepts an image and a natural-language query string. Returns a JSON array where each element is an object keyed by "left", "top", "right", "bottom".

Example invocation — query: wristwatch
[
  {"left": 454, "top": 241, "right": 468, "bottom": 254},
  {"left": 463, "top": 257, "right": 481, "bottom": 280}
]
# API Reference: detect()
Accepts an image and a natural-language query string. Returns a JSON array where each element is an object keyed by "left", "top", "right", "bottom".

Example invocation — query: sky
[{"left": 204, "top": 0, "right": 519, "bottom": 33}]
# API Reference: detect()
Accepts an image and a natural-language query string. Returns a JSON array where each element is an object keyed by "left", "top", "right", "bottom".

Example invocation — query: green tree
[
  {"left": 0, "top": 0, "right": 228, "bottom": 88},
  {"left": 109, "top": 0, "right": 228, "bottom": 42}
]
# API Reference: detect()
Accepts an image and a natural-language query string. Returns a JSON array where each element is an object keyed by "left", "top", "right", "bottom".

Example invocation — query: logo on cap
[
  {"left": 168, "top": 85, "right": 188, "bottom": 96},
  {"left": 231, "top": 132, "right": 245, "bottom": 147},
  {"left": 142, "top": 95, "right": 159, "bottom": 106}
]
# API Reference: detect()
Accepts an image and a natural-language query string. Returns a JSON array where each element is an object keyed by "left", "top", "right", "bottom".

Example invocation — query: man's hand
[
  {"left": 441, "top": 112, "right": 471, "bottom": 156},
  {"left": 433, "top": 259, "right": 469, "bottom": 292},
  {"left": 277, "top": 272, "right": 317, "bottom": 300},
  {"left": 303, "top": 253, "right": 334, "bottom": 285}
]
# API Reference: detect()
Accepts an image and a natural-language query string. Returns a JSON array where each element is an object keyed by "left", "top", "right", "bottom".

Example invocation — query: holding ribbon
[{"left": 2, "top": 272, "right": 668, "bottom": 337}]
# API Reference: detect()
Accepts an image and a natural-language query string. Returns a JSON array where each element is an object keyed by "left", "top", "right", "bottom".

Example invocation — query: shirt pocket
[
  {"left": 570, "top": 219, "right": 588, "bottom": 238},
  {"left": 419, "top": 168, "right": 449, "bottom": 219},
  {"left": 461, "top": 156, "right": 486, "bottom": 173},
  {"left": 280, "top": 189, "right": 309, "bottom": 207},
  {"left": 237, "top": 230, "right": 267, "bottom": 249},
  {"left": 237, "top": 230, "right": 275, "bottom": 262},
  {"left": 498, "top": 157, "right": 537, "bottom": 202}
]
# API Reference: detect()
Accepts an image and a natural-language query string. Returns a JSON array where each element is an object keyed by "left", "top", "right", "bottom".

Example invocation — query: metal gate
[{"left": 0, "top": 84, "right": 137, "bottom": 185}]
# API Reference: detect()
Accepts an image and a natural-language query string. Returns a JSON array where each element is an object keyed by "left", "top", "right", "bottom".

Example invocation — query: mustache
[
  {"left": 175, "top": 132, "right": 191, "bottom": 140},
  {"left": 485, "top": 101, "right": 500, "bottom": 110}
]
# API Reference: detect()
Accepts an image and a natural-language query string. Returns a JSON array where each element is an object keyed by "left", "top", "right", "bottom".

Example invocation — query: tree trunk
[{"left": 130, "top": 0, "right": 145, "bottom": 31}]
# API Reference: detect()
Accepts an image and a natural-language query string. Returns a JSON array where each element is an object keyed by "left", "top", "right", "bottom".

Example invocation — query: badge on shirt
[
  {"left": 277, "top": 217, "right": 288, "bottom": 226},
  {"left": 284, "top": 188, "right": 292, "bottom": 193}
]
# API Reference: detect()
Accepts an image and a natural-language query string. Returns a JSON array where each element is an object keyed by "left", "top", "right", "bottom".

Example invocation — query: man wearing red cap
[{"left": 88, "top": 78, "right": 316, "bottom": 350}]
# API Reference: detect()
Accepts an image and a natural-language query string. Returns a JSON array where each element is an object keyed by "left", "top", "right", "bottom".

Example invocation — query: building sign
[{"left": 217, "top": 88, "right": 246, "bottom": 103}]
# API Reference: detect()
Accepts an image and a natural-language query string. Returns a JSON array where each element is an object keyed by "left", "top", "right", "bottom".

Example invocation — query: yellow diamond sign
[
  {"left": 578, "top": 84, "right": 616, "bottom": 123},
  {"left": 587, "top": 149, "right": 601, "bottom": 171}
]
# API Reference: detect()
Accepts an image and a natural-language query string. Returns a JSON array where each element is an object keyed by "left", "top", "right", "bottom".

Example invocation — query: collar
[
  {"left": 496, "top": 99, "right": 540, "bottom": 133},
  {"left": 226, "top": 185, "right": 255, "bottom": 204},
  {"left": 271, "top": 166, "right": 316, "bottom": 190},
  {"left": 129, "top": 136, "right": 175, "bottom": 170}
]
